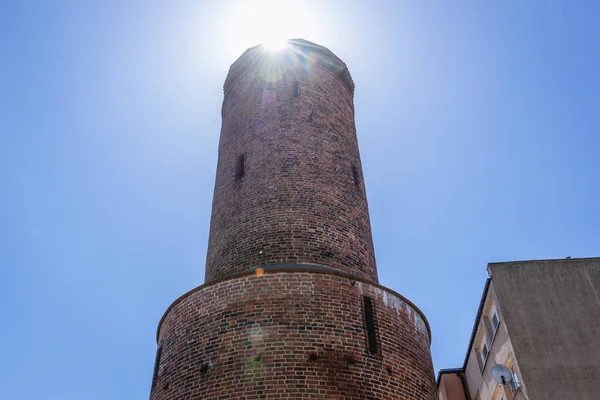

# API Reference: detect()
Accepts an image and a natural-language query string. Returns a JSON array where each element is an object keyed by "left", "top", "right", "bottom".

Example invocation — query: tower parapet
[{"left": 223, "top": 39, "right": 354, "bottom": 96}]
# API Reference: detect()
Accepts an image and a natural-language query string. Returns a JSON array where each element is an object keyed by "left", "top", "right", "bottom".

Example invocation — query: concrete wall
[{"left": 489, "top": 258, "right": 600, "bottom": 400}]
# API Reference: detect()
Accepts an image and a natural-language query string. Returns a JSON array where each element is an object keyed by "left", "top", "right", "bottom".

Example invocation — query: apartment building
[{"left": 438, "top": 257, "right": 600, "bottom": 400}]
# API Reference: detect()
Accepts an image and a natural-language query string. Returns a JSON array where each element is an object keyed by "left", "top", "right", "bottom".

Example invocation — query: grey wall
[{"left": 489, "top": 258, "right": 600, "bottom": 400}]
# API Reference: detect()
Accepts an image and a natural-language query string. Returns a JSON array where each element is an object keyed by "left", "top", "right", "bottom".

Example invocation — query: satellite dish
[{"left": 491, "top": 364, "right": 513, "bottom": 385}]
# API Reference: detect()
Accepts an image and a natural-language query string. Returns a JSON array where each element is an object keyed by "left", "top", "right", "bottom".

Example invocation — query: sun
[
  {"left": 221, "top": 0, "right": 321, "bottom": 58},
  {"left": 263, "top": 38, "right": 288, "bottom": 52}
]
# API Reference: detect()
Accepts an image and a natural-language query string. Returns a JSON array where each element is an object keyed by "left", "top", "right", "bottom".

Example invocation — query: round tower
[
  {"left": 205, "top": 39, "right": 376, "bottom": 283},
  {"left": 149, "top": 39, "right": 436, "bottom": 400}
]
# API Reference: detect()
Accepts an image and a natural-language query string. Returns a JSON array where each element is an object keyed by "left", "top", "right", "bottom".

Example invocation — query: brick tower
[{"left": 150, "top": 39, "right": 436, "bottom": 399}]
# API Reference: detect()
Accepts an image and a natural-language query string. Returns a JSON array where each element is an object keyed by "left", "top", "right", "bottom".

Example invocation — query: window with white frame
[
  {"left": 479, "top": 340, "right": 489, "bottom": 365},
  {"left": 490, "top": 306, "right": 500, "bottom": 335},
  {"left": 476, "top": 329, "right": 491, "bottom": 372}
]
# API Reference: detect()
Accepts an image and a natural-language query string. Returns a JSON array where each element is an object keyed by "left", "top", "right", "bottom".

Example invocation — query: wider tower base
[{"left": 150, "top": 265, "right": 435, "bottom": 400}]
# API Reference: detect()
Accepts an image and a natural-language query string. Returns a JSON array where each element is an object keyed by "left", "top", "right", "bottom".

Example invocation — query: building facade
[
  {"left": 438, "top": 257, "right": 600, "bottom": 400},
  {"left": 148, "top": 39, "right": 436, "bottom": 399}
]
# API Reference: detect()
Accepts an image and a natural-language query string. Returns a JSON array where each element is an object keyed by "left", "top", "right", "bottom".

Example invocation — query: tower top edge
[{"left": 223, "top": 38, "right": 355, "bottom": 95}]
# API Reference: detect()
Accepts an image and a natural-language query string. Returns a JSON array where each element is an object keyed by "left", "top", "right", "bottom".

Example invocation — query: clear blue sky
[{"left": 1, "top": 1, "right": 599, "bottom": 398}]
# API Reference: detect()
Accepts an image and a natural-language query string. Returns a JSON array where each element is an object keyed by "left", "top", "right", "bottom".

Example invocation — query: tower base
[{"left": 150, "top": 266, "right": 436, "bottom": 400}]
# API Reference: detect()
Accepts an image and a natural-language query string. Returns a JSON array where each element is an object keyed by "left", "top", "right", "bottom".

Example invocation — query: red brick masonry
[
  {"left": 152, "top": 268, "right": 436, "bottom": 400},
  {"left": 205, "top": 40, "right": 378, "bottom": 283},
  {"left": 149, "top": 40, "right": 436, "bottom": 400}
]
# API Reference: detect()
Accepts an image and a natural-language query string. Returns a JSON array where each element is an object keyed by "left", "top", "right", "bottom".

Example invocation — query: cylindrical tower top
[
  {"left": 224, "top": 39, "right": 354, "bottom": 97},
  {"left": 205, "top": 39, "right": 378, "bottom": 283}
]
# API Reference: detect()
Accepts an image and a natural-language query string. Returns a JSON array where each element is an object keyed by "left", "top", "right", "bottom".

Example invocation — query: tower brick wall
[
  {"left": 149, "top": 39, "right": 436, "bottom": 400},
  {"left": 153, "top": 270, "right": 434, "bottom": 400},
  {"left": 205, "top": 40, "right": 377, "bottom": 283}
]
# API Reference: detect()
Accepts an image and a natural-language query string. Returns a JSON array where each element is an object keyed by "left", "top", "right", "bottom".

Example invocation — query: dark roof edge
[
  {"left": 487, "top": 256, "right": 600, "bottom": 267},
  {"left": 437, "top": 277, "right": 492, "bottom": 382},
  {"left": 461, "top": 277, "right": 492, "bottom": 371},
  {"left": 436, "top": 368, "right": 463, "bottom": 386}
]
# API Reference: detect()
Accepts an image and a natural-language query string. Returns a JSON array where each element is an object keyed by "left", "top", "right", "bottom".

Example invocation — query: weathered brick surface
[
  {"left": 205, "top": 40, "right": 377, "bottom": 283},
  {"left": 151, "top": 269, "right": 436, "bottom": 400},
  {"left": 148, "top": 40, "right": 436, "bottom": 399}
]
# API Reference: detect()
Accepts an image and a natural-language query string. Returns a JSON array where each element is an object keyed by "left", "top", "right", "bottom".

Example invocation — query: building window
[
  {"left": 151, "top": 345, "right": 162, "bottom": 391},
  {"left": 362, "top": 296, "right": 379, "bottom": 355},
  {"left": 480, "top": 341, "right": 489, "bottom": 365},
  {"left": 352, "top": 164, "right": 360, "bottom": 188},
  {"left": 235, "top": 154, "right": 245, "bottom": 180},
  {"left": 491, "top": 307, "right": 500, "bottom": 335},
  {"left": 509, "top": 365, "right": 521, "bottom": 394}
]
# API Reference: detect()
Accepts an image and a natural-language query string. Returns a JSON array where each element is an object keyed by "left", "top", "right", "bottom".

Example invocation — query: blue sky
[{"left": 1, "top": 1, "right": 599, "bottom": 399}]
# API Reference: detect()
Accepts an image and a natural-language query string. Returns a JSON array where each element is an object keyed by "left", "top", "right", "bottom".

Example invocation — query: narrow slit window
[
  {"left": 151, "top": 345, "right": 162, "bottom": 391},
  {"left": 235, "top": 154, "right": 245, "bottom": 180},
  {"left": 362, "top": 296, "right": 379, "bottom": 354},
  {"left": 292, "top": 81, "right": 299, "bottom": 98},
  {"left": 352, "top": 164, "right": 360, "bottom": 187}
]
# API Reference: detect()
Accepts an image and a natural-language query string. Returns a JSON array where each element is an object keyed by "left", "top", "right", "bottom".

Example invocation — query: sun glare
[
  {"left": 222, "top": 0, "right": 321, "bottom": 59},
  {"left": 263, "top": 38, "right": 288, "bottom": 52}
]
